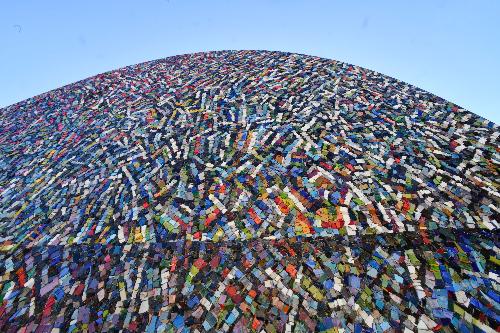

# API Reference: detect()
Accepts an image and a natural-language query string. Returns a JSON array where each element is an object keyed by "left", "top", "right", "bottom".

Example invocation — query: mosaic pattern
[{"left": 0, "top": 50, "right": 498, "bottom": 332}]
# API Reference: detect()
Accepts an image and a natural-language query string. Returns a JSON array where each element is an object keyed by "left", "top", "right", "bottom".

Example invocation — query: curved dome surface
[{"left": 0, "top": 50, "right": 498, "bottom": 332}]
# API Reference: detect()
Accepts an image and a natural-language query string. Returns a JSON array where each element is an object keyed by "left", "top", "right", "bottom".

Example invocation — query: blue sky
[{"left": 1, "top": 0, "right": 499, "bottom": 123}]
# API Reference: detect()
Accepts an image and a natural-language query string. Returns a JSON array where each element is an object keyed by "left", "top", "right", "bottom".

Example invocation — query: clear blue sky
[{"left": 1, "top": 0, "right": 499, "bottom": 123}]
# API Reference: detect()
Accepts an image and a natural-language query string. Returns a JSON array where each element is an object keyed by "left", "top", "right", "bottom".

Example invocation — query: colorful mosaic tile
[{"left": 0, "top": 50, "right": 498, "bottom": 332}]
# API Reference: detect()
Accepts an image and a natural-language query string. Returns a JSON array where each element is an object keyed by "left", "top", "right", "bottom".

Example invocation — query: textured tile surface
[{"left": 0, "top": 50, "right": 498, "bottom": 332}]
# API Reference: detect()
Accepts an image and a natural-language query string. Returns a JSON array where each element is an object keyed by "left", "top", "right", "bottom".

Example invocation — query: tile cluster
[{"left": 0, "top": 50, "right": 498, "bottom": 332}]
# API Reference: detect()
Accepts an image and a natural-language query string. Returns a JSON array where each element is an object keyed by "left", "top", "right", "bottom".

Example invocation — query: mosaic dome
[{"left": 0, "top": 50, "right": 498, "bottom": 332}]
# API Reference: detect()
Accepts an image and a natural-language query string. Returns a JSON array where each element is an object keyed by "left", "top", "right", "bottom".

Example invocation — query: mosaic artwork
[{"left": 0, "top": 50, "right": 498, "bottom": 332}]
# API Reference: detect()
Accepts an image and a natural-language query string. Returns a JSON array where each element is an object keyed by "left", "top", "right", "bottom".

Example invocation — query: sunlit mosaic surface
[{"left": 0, "top": 50, "right": 498, "bottom": 332}]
